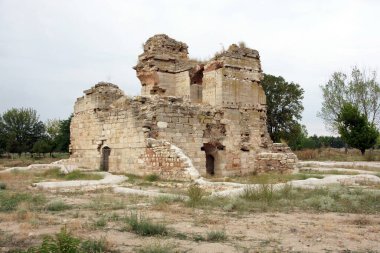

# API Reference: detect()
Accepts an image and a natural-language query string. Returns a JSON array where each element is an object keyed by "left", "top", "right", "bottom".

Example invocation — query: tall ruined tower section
[
  {"left": 203, "top": 44, "right": 266, "bottom": 108},
  {"left": 133, "top": 34, "right": 194, "bottom": 100}
]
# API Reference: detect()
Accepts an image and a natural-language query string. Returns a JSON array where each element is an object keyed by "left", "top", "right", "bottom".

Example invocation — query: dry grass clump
[{"left": 124, "top": 212, "right": 168, "bottom": 236}]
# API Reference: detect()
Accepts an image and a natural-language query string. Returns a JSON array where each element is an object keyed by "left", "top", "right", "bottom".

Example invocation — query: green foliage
[
  {"left": 186, "top": 184, "right": 204, "bottom": 206},
  {"left": 206, "top": 230, "right": 227, "bottom": 242},
  {"left": 0, "top": 108, "right": 45, "bottom": 155},
  {"left": 32, "top": 139, "right": 52, "bottom": 155},
  {"left": 0, "top": 182, "right": 6, "bottom": 190},
  {"left": 124, "top": 212, "right": 168, "bottom": 236},
  {"left": 261, "top": 74, "right": 304, "bottom": 143},
  {"left": 55, "top": 115, "right": 72, "bottom": 152},
  {"left": 337, "top": 103, "right": 379, "bottom": 154},
  {"left": 319, "top": 67, "right": 380, "bottom": 132}
]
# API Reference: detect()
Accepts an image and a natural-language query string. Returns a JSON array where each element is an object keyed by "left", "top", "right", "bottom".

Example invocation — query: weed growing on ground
[
  {"left": 45, "top": 200, "right": 71, "bottom": 212},
  {"left": 86, "top": 194, "right": 126, "bottom": 210},
  {"left": 81, "top": 237, "right": 108, "bottom": 252},
  {"left": 206, "top": 230, "right": 227, "bottom": 242},
  {"left": 12, "top": 227, "right": 109, "bottom": 253},
  {"left": 124, "top": 212, "right": 168, "bottom": 236},
  {"left": 186, "top": 184, "right": 204, "bottom": 207},
  {"left": 137, "top": 241, "right": 173, "bottom": 253},
  {"left": 92, "top": 216, "right": 107, "bottom": 229}
]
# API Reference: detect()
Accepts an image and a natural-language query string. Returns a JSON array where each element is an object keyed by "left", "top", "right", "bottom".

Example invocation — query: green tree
[
  {"left": 32, "top": 139, "right": 52, "bottom": 156},
  {"left": 261, "top": 74, "right": 305, "bottom": 143},
  {"left": 0, "top": 108, "right": 45, "bottom": 155},
  {"left": 55, "top": 115, "right": 72, "bottom": 152},
  {"left": 337, "top": 103, "right": 379, "bottom": 155},
  {"left": 319, "top": 67, "right": 380, "bottom": 132}
]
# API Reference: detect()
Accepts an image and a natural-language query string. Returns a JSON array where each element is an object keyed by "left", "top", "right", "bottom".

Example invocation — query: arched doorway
[
  {"left": 206, "top": 154, "right": 215, "bottom": 175},
  {"left": 101, "top": 146, "right": 111, "bottom": 171},
  {"left": 202, "top": 143, "right": 224, "bottom": 176}
]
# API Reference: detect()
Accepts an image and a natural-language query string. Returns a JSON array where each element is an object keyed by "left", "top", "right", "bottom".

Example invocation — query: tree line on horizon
[
  {"left": 262, "top": 66, "right": 380, "bottom": 154},
  {"left": 0, "top": 108, "right": 71, "bottom": 157}
]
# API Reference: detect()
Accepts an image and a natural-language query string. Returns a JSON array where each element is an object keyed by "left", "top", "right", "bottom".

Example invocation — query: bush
[
  {"left": 0, "top": 182, "right": 6, "bottom": 190},
  {"left": 125, "top": 212, "right": 168, "bottom": 236}
]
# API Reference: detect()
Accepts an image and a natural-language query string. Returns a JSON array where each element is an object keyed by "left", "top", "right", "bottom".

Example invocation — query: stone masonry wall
[{"left": 69, "top": 34, "right": 298, "bottom": 180}]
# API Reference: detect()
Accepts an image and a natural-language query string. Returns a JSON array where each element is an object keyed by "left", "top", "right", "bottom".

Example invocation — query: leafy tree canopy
[
  {"left": 261, "top": 73, "right": 304, "bottom": 144},
  {"left": 337, "top": 103, "right": 379, "bottom": 155},
  {"left": 319, "top": 67, "right": 380, "bottom": 132},
  {"left": 0, "top": 108, "right": 45, "bottom": 155}
]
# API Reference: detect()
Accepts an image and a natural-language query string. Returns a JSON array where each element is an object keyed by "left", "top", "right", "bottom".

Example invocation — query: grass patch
[
  {"left": 137, "top": 242, "right": 173, "bottom": 253},
  {"left": 0, "top": 191, "right": 46, "bottom": 212},
  {"left": 92, "top": 216, "right": 107, "bottom": 229},
  {"left": 124, "top": 173, "right": 142, "bottom": 183},
  {"left": 124, "top": 212, "right": 168, "bottom": 236},
  {"left": 144, "top": 173, "right": 159, "bottom": 182},
  {"left": 37, "top": 168, "right": 103, "bottom": 181},
  {"left": 86, "top": 195, "right": 126, "bottom": 210},
  {"left": 215, "top": 172, "right": 324, "bottom": 185},
  {"left": 13, "top": 227, "right": 109, "bottom": 253},
  {"left": 192, "top": 184, "right": 380, "bottom": 214},
  {"left": 206, "top": 230, "right": 227, "bottom": 242},
  {"left": 45, "top": 200, "right": 71, "bottom": 211},
  {"left": 186, "top": 184, "right": 204, "bottom": 207},
  {"left": 300, "top": 169, "right": 359, "bottom": 175}
]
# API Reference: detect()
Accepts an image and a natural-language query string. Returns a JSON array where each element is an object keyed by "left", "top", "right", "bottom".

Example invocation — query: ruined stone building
[{"left": 69, "top": 34, "right": 297, "bottom": 180}]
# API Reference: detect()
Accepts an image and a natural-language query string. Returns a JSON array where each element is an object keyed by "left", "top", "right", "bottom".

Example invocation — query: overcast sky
[{"left": 0, "top": 0, "right": 379, "bottom": 135}]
